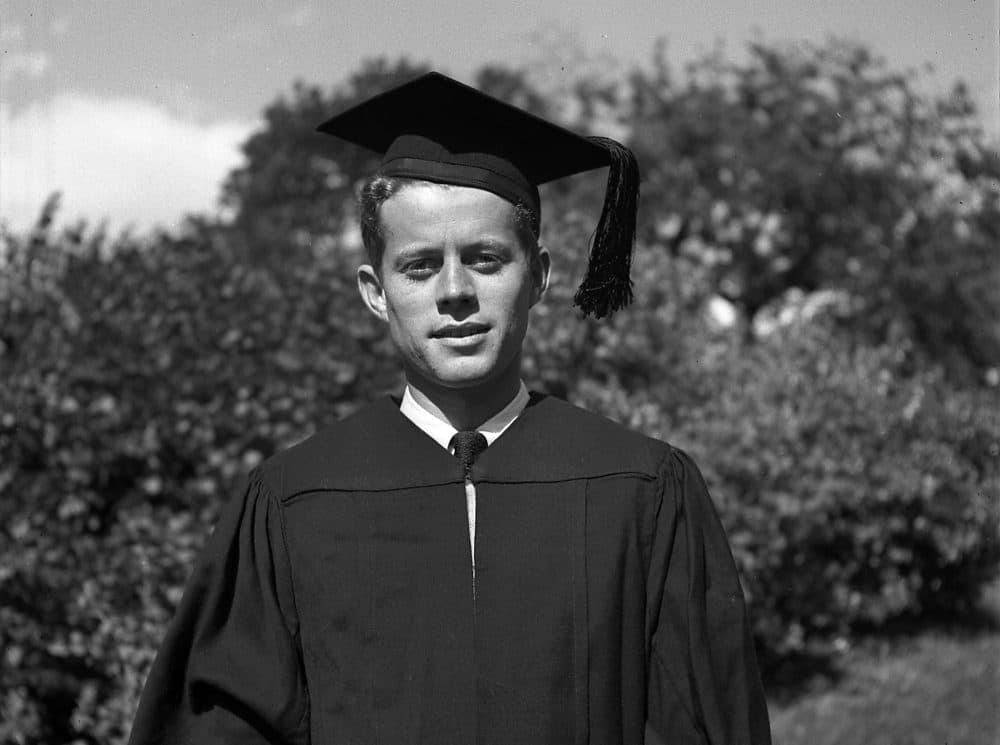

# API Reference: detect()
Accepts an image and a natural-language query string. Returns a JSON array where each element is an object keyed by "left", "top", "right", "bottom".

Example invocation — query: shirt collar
[{"left": 399, "top": 381, "right": 530, "bottom": 451}]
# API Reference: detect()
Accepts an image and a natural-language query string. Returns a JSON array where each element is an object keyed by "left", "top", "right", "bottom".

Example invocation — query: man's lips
[{"left": 432, "top": 323, "right": 490, "bottom": 339}]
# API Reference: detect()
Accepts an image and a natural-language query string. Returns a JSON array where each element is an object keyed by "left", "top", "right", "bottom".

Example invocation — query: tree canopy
[{"left": 627, "top": 39, "right": 999, "bottom": 371}]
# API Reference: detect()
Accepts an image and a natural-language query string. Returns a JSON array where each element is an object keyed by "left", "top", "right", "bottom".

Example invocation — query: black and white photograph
[{"left": 2, "top": 1, "right": 998, "bottom": 743}]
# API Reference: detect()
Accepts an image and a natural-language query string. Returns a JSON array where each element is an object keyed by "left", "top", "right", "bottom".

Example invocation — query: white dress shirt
[{"left": 399, "top": 382, "right": 530, "bottom": 572}]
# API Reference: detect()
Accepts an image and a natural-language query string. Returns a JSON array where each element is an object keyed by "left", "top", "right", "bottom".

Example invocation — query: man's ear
[
  {"left": 357, "top": 264, "right": 388, "bottom": 321},
  {"left": 530, "top": 243, "right": 551, "bottom": 307}
]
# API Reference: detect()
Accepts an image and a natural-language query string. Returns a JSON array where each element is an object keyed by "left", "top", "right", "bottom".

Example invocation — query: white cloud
[
  {"left": 0, "top": 93, "right": 256, "bottom": 234},
  {"left": 1, "top": 22, "right": 25, "bottom": 43},
  {"left": 280, "top": 3, "right": 316, "bottom": 28},
  {"left": 50, "top": 14, "right": 71, "bottom": 37},
  {"left": 1, "top": 50, "right": 51, "bottom": 81}
]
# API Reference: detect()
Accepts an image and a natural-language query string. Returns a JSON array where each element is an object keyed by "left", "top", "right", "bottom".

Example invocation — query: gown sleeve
[
  {"left": 128, "top": 470, "right": 310, "bottom": 745},
  {"left": 645, "top": 448, "right": 771, "bottom": 745}
]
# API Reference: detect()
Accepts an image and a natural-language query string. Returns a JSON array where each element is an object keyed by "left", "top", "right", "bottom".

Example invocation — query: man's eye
[
  {"left": 403, "top": 260, "right": 436, "bottom": 276},
  {"left": 470, "top": 254, "right": 502, "bottom": 269}
]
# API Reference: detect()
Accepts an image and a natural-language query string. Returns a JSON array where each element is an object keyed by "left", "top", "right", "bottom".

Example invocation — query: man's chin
[
  {"left": 431, "top": 372, "right": 496, "bottom": 390},
  {"left": 413, "top": 362, "right": 507, "bottom": 391}
]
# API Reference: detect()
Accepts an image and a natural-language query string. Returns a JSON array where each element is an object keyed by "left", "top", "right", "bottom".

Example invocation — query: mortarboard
[{"left": 316, "top": 71, "right": 639, "bottom": 319}]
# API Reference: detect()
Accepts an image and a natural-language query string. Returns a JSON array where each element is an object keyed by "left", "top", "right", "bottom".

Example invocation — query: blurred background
[{"left": 2, "top": 1, "right": 998, "bottom": 743}]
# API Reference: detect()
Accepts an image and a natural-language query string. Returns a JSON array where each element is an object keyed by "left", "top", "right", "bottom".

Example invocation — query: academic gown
[{"left": 128, "top": 393, "right": 771, "bottom": 745}]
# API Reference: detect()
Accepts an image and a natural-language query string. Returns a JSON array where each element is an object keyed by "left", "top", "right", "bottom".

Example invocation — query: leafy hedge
[{"left": 686, "top": 328, "right": 999, "bottom": 654}]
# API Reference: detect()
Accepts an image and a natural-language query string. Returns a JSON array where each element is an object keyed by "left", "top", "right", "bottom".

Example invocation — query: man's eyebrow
[
  {"left": 462, "top": 237, "right": 516, "bottom": 252},
  {"left": 392, "top": 245, "right": 441, "bottom": 262}
]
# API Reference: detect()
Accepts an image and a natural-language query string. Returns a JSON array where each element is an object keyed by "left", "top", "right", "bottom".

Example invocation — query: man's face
[{"left": 357, "top": 183, "right": 549, "bottom": 393}]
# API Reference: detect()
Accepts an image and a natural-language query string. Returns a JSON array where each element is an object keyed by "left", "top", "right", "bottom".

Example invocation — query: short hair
[{"left": 358, "top": 174, "right": 541, "bottom": 272}]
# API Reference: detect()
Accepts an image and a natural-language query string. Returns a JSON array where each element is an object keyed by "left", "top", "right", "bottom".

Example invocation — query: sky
[{"left": 2, "top": 0, "right": 998, "bottom": 234}]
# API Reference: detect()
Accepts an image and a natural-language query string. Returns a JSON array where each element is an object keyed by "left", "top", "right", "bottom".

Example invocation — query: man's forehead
[{"left": 379, "top": 183, "right": 522, "bottom": 242}]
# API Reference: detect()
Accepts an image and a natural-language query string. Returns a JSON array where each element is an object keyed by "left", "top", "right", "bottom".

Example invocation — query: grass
[
  {"left": 768, "top": 584, "right": 1000, "bottom": 745},
  {"left": 769, "top": 632, "right": 999, "bottom": 745}
]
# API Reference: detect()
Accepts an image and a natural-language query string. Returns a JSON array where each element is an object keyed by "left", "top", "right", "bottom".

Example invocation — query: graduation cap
[{"left": 316, "top": 71, "right": 639, "bottom": 319}]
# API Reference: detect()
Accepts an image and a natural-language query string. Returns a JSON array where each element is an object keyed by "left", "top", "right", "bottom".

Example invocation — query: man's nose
[{"left": 436, "top": 257, "right": 476, "bottom": 309}]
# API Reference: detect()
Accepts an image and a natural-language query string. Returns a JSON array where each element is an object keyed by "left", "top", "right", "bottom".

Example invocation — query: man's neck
[{"left": 404, "top": 372, "right": 523, "bottom": 432}]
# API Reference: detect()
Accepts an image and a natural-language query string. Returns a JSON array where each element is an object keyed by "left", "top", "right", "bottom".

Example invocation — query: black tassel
[{"left": 573, "top": 136, "right": 640, "bottom": 319}]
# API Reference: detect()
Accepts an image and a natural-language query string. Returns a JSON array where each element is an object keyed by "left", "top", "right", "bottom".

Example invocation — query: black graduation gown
[{"left": 128, "top": 393, "right": 771, "bottom": 745}]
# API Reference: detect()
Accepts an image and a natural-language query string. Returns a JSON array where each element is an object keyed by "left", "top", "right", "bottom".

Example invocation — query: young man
[{"left": 129, "top": 73, "right": 771, "bottom": 745}]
